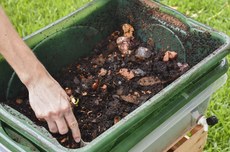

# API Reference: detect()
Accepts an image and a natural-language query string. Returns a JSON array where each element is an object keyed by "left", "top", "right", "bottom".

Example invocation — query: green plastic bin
[
  {"left": 0, "top": 0, "right": 230, "bottom": 151},
  {"left": 0, "top": 121, "right": 41, "bottom": 152}
]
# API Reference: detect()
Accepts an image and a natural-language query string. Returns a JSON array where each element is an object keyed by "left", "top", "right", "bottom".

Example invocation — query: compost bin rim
[{"left": 0, "top": 0, "right": 230, "bottom": 151}]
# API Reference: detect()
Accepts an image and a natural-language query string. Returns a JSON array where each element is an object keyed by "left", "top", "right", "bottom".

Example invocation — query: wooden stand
[{"left": 164, "top": 125, "right": 208, "bottom": 152}]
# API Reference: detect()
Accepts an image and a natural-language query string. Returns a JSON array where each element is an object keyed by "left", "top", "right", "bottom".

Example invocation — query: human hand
[
  {"left": 26, "top": 71, "right": 81, "bottom": 143},
  {"left": 0, "top": 7, "right": 80, "bottom": 143}
]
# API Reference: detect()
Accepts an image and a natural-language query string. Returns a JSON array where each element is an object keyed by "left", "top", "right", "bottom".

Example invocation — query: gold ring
[{"left": 69, "top": 121, "right": 78, "bottom": 129}]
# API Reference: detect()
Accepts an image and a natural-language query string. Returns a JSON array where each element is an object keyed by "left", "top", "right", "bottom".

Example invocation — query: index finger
[{"left": 64, "top": 109, "right": 81, "bottom": 143}]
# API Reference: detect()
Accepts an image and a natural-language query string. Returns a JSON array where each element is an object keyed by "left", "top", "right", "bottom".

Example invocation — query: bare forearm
[
  {"left": 0, "top": 7, "right": 46, "bottom": 87},
  {"left": 0, "top": 7, "right": 81, "bottom": 141}
]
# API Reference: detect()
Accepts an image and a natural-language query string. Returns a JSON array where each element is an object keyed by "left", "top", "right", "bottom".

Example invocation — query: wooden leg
[{"left": 165, "top": 125, "right": 207, "bottom": 152}]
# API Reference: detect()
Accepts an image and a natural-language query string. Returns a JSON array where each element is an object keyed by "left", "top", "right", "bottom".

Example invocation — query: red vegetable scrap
[
  {"left": 114, "top": 116, "right": 121, "bottom": 124},
  {"left": 137, "top": 76, "right": 161, "bottom": 86},
  {"left": 16, "top": 98, "right": 23, "bottom": 105},
  {"left": 122, "top": 23, "right": 134, "bottom": 38},
  {"left": 163, "top": 51, "right": 178, "bottom": 62},
  {"left": 91, "top": 80, "right": 99, "bottom": 91},
  {"left": 118, "top": 68, "right": 135, "bottom": 80}
]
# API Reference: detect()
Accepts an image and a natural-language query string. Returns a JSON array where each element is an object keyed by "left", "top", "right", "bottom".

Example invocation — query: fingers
[
  {"left": 55, "top": 117, "right": 68, "bottom": 135},
  {"left": 28, "top": 75, "right": 82, "bottom": 143},
  {"left": 46, "top": 120, "right": 58, "bottom": 133},
  {"left": 65, "top": 109, "right": 81, "bottom": 143}
]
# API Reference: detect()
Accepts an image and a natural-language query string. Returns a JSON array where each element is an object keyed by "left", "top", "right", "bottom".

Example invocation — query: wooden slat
[{"left": 165, "top": 125, "right": 207, "bottom": 152}]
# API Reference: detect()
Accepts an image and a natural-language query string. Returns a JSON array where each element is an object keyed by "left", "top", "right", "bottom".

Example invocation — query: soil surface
[{"left": 7, "top": 24, "right": 189, "bottom": 149}]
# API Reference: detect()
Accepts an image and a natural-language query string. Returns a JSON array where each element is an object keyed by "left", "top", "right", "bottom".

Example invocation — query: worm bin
[{"left": 0, "top": 0, "right": 230, "bottom": 151}]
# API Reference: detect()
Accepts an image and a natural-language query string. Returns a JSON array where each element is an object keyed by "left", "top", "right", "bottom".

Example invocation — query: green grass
[
  {"left": 1, "top": 0, "right": 91, "bottom": 37},
  {"left": 1, "top": 0, "right": 230, "bottom": 151}
]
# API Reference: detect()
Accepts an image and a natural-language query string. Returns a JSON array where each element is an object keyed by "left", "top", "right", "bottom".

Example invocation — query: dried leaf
[
  {"left": 122, "top": 24, "right": 134, "bottom": 38},
  {"left": 138, "top": 76, "right": 161, "bottom": 86},
  {"left": 119, "top": 68, "right": 135, "bottom": 80},
  {"left": 120, "top": 94, "right": 139, "bottom": 104},
  {"left": 163, "top": 51, "right": 177, "bottom": 62}
]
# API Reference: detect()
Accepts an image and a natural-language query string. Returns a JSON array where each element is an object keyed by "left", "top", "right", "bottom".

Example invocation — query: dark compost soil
[{"left": 7, "top": 24, "right": 190, "bottom": 149}]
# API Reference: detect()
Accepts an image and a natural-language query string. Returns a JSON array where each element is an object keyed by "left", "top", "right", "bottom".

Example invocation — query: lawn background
[{"left": 1, "top": 0, "right": 230, "bottom": 151}]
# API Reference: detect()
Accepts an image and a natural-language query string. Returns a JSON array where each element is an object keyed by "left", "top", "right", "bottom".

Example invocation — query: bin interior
[{"left": 0, "top": 0, "right": 230, "bottom": 151}]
